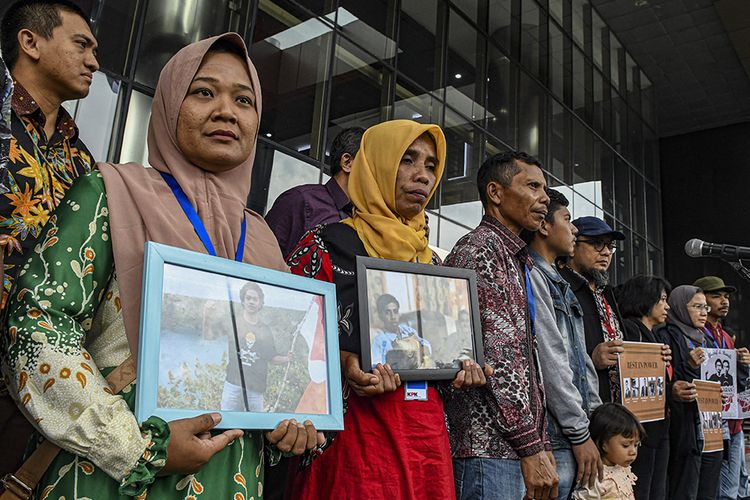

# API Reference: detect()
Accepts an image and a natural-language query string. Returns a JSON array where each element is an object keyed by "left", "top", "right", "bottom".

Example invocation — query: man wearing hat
[
  {"left": 694, "top": 275, "right": 750, "bottom": 500},
  {"left": 559, "top": 216, "right": 626, "bottom": 403}
]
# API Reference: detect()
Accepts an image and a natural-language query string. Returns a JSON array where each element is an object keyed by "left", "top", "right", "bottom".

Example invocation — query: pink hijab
[{"left": 98, "top": 33, "right": 288, "bottom": 362}]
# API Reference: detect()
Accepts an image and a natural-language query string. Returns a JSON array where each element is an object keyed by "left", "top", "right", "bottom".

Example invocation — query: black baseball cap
[{"left": 572, "top": 216, "right": 626, "bottom": 240}]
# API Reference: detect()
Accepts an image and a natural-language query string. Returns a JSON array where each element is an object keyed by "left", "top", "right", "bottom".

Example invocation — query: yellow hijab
[{"left": 341, "top": 120, "right": 446, "bottom": 263}]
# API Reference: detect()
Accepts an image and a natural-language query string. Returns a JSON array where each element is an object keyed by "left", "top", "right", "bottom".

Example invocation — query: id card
[{"left": 404, "top": 381, "right": 428, "bottom": 401}]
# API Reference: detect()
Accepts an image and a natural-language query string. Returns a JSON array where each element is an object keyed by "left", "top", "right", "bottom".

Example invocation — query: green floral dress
[{"left": 1, "top": 172, "right": 266, "bottom": 499}]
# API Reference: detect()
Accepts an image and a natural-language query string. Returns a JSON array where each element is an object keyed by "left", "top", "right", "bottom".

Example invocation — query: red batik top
[{"left": 284, "top": 223, "right": 455, "bottom": 500}]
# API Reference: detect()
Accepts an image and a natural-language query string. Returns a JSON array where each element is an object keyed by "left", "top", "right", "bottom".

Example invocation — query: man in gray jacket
[{"left": 527, "top": 189, "right": 602, "bottom": 499}]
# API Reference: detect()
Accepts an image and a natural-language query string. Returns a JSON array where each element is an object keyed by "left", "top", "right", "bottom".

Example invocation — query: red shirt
[{"left": 706, "top": 321, "right": 743, "bottom": 434}]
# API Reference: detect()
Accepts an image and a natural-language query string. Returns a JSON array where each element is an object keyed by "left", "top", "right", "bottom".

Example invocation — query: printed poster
[
  {"left": 694, "top": 379, "right": 723, "bottom": 453},
  {"left": 738, "top": 389, "right": 750, "bottom": 419},
  {"left": 701, "top": 348, "right": 738, "bottom": 419},
  {"left": 618, "top": 342, "right": 666, "bottom": 422}
]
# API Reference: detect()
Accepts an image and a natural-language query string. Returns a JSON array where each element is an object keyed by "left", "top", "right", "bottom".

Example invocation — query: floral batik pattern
[
  {"left": 0, "top": 81, "right": 94, "bottom": 309},
  {"left": 0, "top": 58, "right": 11, "bottom": 194},
  {"left": 442, "top": 215, "right": 550, "bottom": 460},
  {"left": 1, "top": 172, "right": 268, "bottom": 499}
]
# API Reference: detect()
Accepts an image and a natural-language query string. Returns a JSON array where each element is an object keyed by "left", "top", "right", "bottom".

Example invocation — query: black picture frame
[{"left": 356, "top": 255, "right": 484, "bottom": 381}]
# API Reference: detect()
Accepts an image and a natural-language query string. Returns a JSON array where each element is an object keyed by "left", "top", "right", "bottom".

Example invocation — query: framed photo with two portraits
[
  {"left": 135, "top": 242, "right": 344, "bottom": 430},
  {"left": 356, "top": 256, "right": 484, "bottom": 381}
]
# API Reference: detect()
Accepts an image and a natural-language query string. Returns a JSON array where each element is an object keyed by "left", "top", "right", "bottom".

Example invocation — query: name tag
[{"left": 404, "top": 381, "right": 428, "bottom": 401}]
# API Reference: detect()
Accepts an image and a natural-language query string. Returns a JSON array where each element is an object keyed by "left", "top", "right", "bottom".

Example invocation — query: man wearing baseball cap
[
  {"left": 559, "top": 216, "right": 626, "bottom": 404},
  {"left": 693, "top": 275, "right": 750, "bottom": 500}
]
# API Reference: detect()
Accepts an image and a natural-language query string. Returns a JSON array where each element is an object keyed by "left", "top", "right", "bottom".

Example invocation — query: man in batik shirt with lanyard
[
  {"left": 444, "top": 151, "right": 559, "bottom": 500},
  {"left": 559, "top": 217, "right": 627, "bottom": 404},
  {"left": 0, "top": 0, "right": 98, "bottom": 479}
]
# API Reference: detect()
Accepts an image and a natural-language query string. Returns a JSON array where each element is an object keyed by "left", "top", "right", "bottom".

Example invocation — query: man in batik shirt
[
  {"left": 443, "top": 151, "right": 559, "bottom": 500},
  {"left": 0, "top": 0, "right": 99, "bottom": 478},
  {"left": 0, "top": 0, "right": 99, "bottom": 307},
  {"left": 0, "top": 58, "right": 11, "bottom": 195}
]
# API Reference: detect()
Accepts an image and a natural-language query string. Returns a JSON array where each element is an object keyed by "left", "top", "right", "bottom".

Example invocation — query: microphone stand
[{"left": 727, "top": 259, "right": 750, "bottom": 284}]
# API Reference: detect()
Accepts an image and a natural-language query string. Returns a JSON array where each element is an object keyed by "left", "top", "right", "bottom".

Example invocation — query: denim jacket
[{"left": 529, "top": 250, "right": 601, "bottom": 449}]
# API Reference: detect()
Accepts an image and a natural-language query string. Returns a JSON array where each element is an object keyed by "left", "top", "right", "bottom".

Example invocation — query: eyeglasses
[
  {"left": 576, "top": 238, "right": 617, "bottom": 253},
  {"left": 688, "top": 304, "right": 712, "bottom": 312}
]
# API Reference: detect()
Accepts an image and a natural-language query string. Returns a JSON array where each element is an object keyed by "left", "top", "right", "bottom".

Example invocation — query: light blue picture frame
[{"left": 135, "top": 242, "right": 344, "bottom": 430}]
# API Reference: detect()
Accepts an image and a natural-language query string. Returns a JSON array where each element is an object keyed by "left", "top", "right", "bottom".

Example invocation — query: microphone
[{"left": 685, "top": 239, "right": 750, "bottom": 260}]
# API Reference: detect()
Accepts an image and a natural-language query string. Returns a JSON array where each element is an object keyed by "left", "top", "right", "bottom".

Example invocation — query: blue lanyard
[
  {"left": 160, "top": 171, "right": 246, "bottom": 261},
  {"left": 704, "top": 326, "right": 726, "bottom": 349},
  {"left": 525, "top": 266, "right": 536, "bottom": 336},
  {"left": 686, "top": 337, "right": 703, "bottom": 350}
]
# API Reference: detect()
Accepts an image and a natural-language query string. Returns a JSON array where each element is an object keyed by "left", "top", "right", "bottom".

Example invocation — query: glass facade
[{"left": 73, "top": 0, "right": 663, "bottom": 281}]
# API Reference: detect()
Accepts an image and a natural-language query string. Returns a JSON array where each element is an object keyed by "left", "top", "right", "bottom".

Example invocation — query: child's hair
[{"left": 589, "top": 403, "right": 646, "bottom": 454}]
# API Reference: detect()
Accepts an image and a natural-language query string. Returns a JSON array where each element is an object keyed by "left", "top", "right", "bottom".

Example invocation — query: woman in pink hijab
[{"left": 1, "top": 33, "right": 319, "bottom": 499}]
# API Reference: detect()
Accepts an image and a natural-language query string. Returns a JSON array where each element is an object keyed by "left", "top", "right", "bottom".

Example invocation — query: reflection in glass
[
  {"left": 572, "top": 191, "right": 599, "bottom": 219},
  {"left": 93, "top": 0, "right": 138, "bottom": 76},
  {"left": 648, "top": 244, "right": 663, "bottom": 276},
  {"left": 339, "top": 0, "right": 393, "bottom": 37},
  {"left": 119, "top": 91, "right": 152, "bottom": 165},
  {"left": 549, "top": 21, "right": 565, "bottom": 101},
  {"left": 595, "top": 139, "right": 614, "bottom": 214},
  {"left": 614, "top": 225, "right": 632, "bottom": 284},
  {"left": 248, "top": 139, "right": 328, "bottom": 215},
  {"left": 393, "top": 78, "right": 443, "bottom": 125},
  {"left": 643, "top": 126, "right": 659, "bottom": 186},
  {"left": 612, "top": 93, "right": 626, "bottom": 153},
  {"left": 399, "top": 0, "right": 439, "bottom": 91},
  {"left": 641, "top": 71, "right": 655, "bottom": 128},
  {"left": 592, "top": 68, "right": 606, "bottom": 135},
  {"left": 441, "top": 120, "right": 484, "bottom": 238},
  {"left": 443, "top": 117, "right": 482, "bottom": 181},
  {"left": 488, "top": 0, "right": 513, "bottom": 53},
  {"left": 549, "top": 99, "right": 570, "bottom": 183},
  {"left": 518, "top": 71, "right": 544, "bottom": 159},
  {"left": 269, "top": 152, "right": 321, "bottom": 209},
  {"left": 630, "top": 170, "right": 646, "bottom": 236},
  {"left": 572, "top": 46, "right": 587, "bottom": 115},
  {"left": 64, "top": 72, "right": 120, "bottom": 161},
  {"left": 572, "top": 0, "right": 587, "bottom": 49},
  {"left": 520, "top": 1, "right": 542, "bottom": 78},
  {"left": 252, "top": 7, "right": 334, "bottom": 158},
  {"left": 572, "top": 118, "right": 596, "bottom": 185},
  {"left": 486, "top": 45, "right": 515, "bottom": 147},
  {"left": 427, "top": 210, "right": 439, "bottom": 248},
  {"left": 628, "top": 108, "right": 643, "bottom": 170},
  {"left": 448, "top": 8, "right": 487, "bottom": 124},
  {"left": 626, "top": 53, "right": 636, "bottom": 94},
  {"left": 328, "top": 35, "right": 393, "bottom": 141},
  {"left": 135, "top": 0, "right": 241, "bottom": 88},
  {"left": 632, "top": 235, "right": 647, "bottom": 276},
  {"left": 592, "top": 9, "right": 605, "bottom": 70},
  {"left": 645, "top": 182, "right": 661, "bottom": 248},
  {"left": 438, "top": 216, "right": 473, "bottom": 254},
  {"left": 610, "top": 34, "right": 622, "bottom": 92},
  {"left": 549, "top": 0, "right": 563, "bottom": 26},
  {"left": 614, "top": 158, "right": 631, "bottom": 227}
]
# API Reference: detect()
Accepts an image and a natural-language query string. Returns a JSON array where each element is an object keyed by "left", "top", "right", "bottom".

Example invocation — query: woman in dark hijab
[{"left": 657, "top": 285, "right": 721, "bottom": 500}]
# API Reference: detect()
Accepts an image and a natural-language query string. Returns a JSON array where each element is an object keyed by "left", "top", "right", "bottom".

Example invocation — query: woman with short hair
[{"left": 616, "top": 275, "right": 672, "bottom": 500}]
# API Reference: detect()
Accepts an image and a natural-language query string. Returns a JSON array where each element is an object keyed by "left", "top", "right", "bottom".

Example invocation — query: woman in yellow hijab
[{"left": 287, "top": 119, "right": 489, "bottom": 499}]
